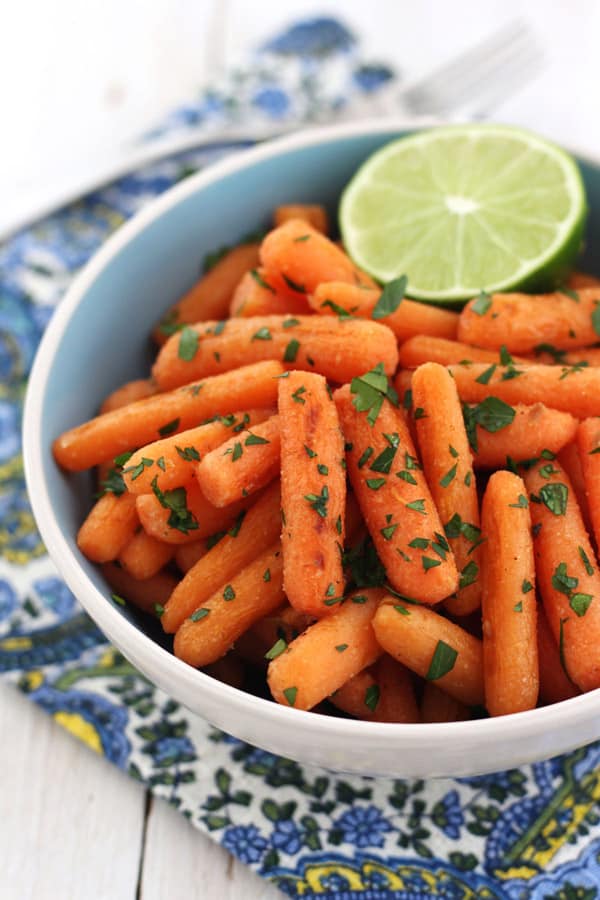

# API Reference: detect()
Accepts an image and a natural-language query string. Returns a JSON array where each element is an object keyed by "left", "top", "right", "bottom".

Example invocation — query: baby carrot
[
  {"left": 122, "top": 408, "right": 274, "bottom": 494},
  {"left": 373, "top": 599, "right": 485, "bottom": 707},
  {"left": 118, "top": 530, "right": 175, "bottom": 580},
  {"left": 412, "top": 363, "right": 481, "bottom": 615},
  {"left": 196, "top": 414, "right": 280, "bottom": 507},
  {"left": 162, "top": 481, "right": 281, "bottom": 632},
  {"left": 260, "top": 218, "right": 376, "bottom": 292},
  {"left": 235, "top": 604, "right": 313, "bottom": 667},
  {"left": 173, "top": 543, "right": 285, "bottom": 668},
  {"left": 174, "top": 539, "right": 209, "bottom": 573},
  {"left": 480, "top": 471, "right": 538, "bottom": 716},
  {"left": 557, "top": 442, "right": 593, "bottom": 537},
  {"left": 154, "top": 243, "right": 260, "bottom": 340},
  {"left": 420, "top": 683, "right": 469, "bottom": 723},
  {"left": 472, "top": 403, "right": 578, "bottom": 469},
  {"left": 267, "top": 588, "right": 384, "bottom": 710},
  {"left": 530, "top": 346, "right": 600, "bottom": 366},
  {"left": 458, "top": 288, "right": 600, "bottom": 353},
  {"left": 310, "top": 281, "right": 459, "bottom": 343},
  {"left": 335, "top": 381, "right": 458, "bottom": 605},
  {"left": 537, "top": 606, "right": 580, "bottom": 704},
  {"left": 448, "top": 363, "right": 600, "bottom": 418},
  {"left": 524, "top": 458, "right": 600, "bottom": 692},
  {"left": 330, "top": 656, "right": 419, "bottom": 723},
  {"left": 273, "top": 204, "right": 329, "bottom": 233},
  {"left": 229, "top": 268, "right": 311, "bottom": 318},
  {"left": 279, "top": 372, "right": 346, "bottom": 617},
  {"left": 77, "top": 492, "right": 139, "bottom": 563},
  {"left": 136, "top": 479, "right": 253, "bottom": 545},
  {"left": 577, "top": 418, "right": 600, "bottom": 549},
  {"left": 152, "top": 315, "right": 398, "bottom": 390},
  {"left": 398, "top": 335, "right": 529, "bottom": 369},
  {"left": 100, "top": 379, "right": 157, "bottom": 414},
  {"left": 53, "top": 360, "right": 284, "bottom": 471},
  {"left": 567, "top": 271, "right": 600, "bottom": 289},
  {"left": 101, "top": 563, "right": 178, "bottom": 617}
]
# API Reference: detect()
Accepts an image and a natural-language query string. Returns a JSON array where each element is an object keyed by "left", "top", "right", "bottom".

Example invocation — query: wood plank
[
  {"left": 0, "top": 683, "right": 146, "bottom": 900},
  {"left": 141, "top": 796, "right": 281, "bottom": 899}
]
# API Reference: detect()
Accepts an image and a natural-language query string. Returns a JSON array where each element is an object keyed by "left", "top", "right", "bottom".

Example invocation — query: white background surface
[{"left": 2, "top": 1, "right": 599, "bottom": 898}]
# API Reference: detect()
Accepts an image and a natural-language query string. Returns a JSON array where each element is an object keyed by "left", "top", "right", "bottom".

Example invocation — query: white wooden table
[{"left": 2, "top": 2, "right": 599, "bottom": 897}]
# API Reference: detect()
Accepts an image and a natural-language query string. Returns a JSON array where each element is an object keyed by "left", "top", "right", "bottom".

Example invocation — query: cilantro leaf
[
  {"left": 372, "top": 275, "right": 407, "bottom": 319},
  {"left": 178, "top": 327, "right": 199, "bottom": 361},
  {"left": 426, "top": 640, "right": 458, "bottom": 680}
]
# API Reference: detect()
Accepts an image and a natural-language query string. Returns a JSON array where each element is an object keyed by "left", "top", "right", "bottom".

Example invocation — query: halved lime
[{"left": 340, "top": 124, "right": 586, "bottom": 302}]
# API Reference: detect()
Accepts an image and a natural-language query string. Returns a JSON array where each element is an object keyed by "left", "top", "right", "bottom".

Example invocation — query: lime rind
[{"left": 340, "top": 124, "right": 587, "bottom": 303}]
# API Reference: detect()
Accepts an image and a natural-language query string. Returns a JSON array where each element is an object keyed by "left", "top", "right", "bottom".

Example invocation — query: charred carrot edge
[
  {"left": 260, "top": 218, "right": 376, "bottom": 293},
  {"left": 577, "top": 419, "right": 600, "bottom": 550},
  {"left": 448, "top": 363, "right": 600, "bottom": 418},
  {"left": 279, "top": 372, "right": 346, "bottom": 617},
  {"left": 203, "top": 653, "right": 246, "bottom": 689},
  {"left": 472, "top": 403, "right": 577, "bottom": 469},
  {"left": 235, "top": 604, "right": 314, "bottom": 668},
  {"left": 136, "top": 478, "right": 254, "bottom": 546},
  {"left": 537, "top": 606, "right": 580, "bottom": 704},
  {"left": 174, "top": 539, "right": 209, "bottom": 573},
  {"left": 310, "top": 282, "right": 459, "bottom": 343},
  {"left": 229, "top": 268, "right": 311, "bottom": 318},
  {"left": 273, "top": 204, "right": 329, "bottom": 234},
  {"left": 77, "top": 492, "right": 139, "bottom": 563},
  {"left": 53, "top": 360, "right": 284, "bottom": 471},
  {"left": 267, "top": 588, "right": 384, "bottom": 710},
  {"left": 162, "top": 481, "right": 281, "bottom": 632},
  {"left": 557, "top": 442, "right": 593, "bottom": 537},
  {"left": 480, "top": 471, "right": 538, "bottom": 716},
  {"left": 458, "top": 288, "right": 600, "bottom": 353},
  {"left": 412, "top": 363, "right": 481, "bottom": 616},
  {"left": 173, "top": 543, "right": 285, "bottom": 668},
  {"left": 123, "top": 408, "right": 274, "bottom": 495},
  {"left": 420, "top": 683, "right": 470, "bottom": 723},
  {"left": 101, "top": 563, "right": 178, "bottom": 617},
  {"left": 100, "top": 379, "right": 157, "bottom": 414},
  {"left": 524, "top": 458, "right": 600, "bottom": 692},
  {"left": 334, "top": 383, "right": 458, "bottom": 605},
  {"left": 398, "top": 335, "right": 529, "bottom": 369},
  {"left": 153, "top": 243, "right": 260, "bottom": 341},
  {"left": 372, "top": 598, "right": 484, "bottom": 707},
  {"left": 152, "top": 315, "right": 398, "bottom": 391},
  {"left": 118, "top": 530, "right": 175, "bottom": 580},
  {"left": 196, "top": 414, "right": 281, "bottom": 507}
]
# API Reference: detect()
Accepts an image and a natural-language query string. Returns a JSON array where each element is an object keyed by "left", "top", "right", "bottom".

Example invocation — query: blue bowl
[{"left": 23, "top": 120, "right": 600, "bottom": 777}]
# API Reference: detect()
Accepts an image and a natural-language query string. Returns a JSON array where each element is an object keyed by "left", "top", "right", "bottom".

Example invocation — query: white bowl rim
[{"left": 22, "top": 115, "right": 600, "bottom": 755}]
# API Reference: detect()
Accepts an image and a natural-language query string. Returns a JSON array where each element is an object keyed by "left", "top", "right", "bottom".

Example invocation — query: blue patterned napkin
[{"left": 2, "top": 17, "right": 600, "bottom": 898}]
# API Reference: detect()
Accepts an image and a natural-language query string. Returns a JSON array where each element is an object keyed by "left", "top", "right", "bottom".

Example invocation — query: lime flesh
[{"left": 340, "top": 125, "right": 586, "bottom": 302}]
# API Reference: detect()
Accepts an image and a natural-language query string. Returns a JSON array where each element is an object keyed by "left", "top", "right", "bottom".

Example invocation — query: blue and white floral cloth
[{"left": 2, "top": 17, "right": 600, "bottom": 898}]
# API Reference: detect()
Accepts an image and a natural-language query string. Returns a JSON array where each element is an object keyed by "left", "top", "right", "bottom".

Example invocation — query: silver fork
[{"left": 0, "top": 20, "right": 543, "bottom": 241}]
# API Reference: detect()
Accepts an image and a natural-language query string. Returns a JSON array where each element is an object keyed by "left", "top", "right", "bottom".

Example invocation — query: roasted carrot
[
  {"left": 260, "top": 218, "right": 376, "bottom": 292},
  {"left": 274, "top": 204, "right": 329, "bottom": 233},
  {"left": 154, "top": 243, "right": 260, "bottom": 340},
  {"left": 136, "top": 479, "right": 253, "bottom": 545},
  {"left": 267, "top": 588, "right": 384, "bottom": 710},
  {"left": 472, "top": 403, "right": 578, "bottom": 469},
  {"left": 420, "top": 683, "right": 470, "bottom": 723},
  {"left": 335, "top": 382, "right": 458, "bottom": 605},
  {"left": 330, "top": 656, "right": 419, "bottom": 722},
  {"left": 174, "top": 539, "right": 209, "bottom": 573},
  {"left": 310, "top": 281, "right": 459, "bottom": 343},
  {"left": 162, "top": 482, "right": 281, "bottom": 632},
  {"left": 373, "top": 599, "right": 485, "bottom": 706},
  {"left": 398, "top": 335, "right": 529, "bottom": 369},
  {"left": 524, "top": 458, "right": 600, "bottom": 692},
  {"left": 537, "top": 606, "right": 580, "bottom": 704},
  {"left": 229, "top": 268, "right": 311, "bottom": 318},
  {"left": 557, "top": 442, "right": 593, "bottom": 536},
  {"left": 235, "top": 604, "right": 313, "bottom": 667},
  {"left": 458, "top": 288, "right": 600, "bottom": 353},
  {"left": 174, "top": 543, "right": 285, "bottom": 667},
  {"left": 480, "top": 471, "right": 538, "bottom": 715},
  {"left": 568, "top": 271, "right": 600, "bottom": 289},
  {"left": 100, "top": 379, "right": 157, "bottom": 414},
  {"left": 118, "top": 529, "right": 175, "bottom": 580},
  {"left": 279, "top": 372, "right": 346, "bottom": 617},
  {"left": 529, "top": 345, "right": 600, "bottom": 366},
  {"left": 196, "top": 414, "right": 280, "bottom": 507},
  {"left": 412, "top": 363, "right": 481, "bottom": 615},
  {"left": 53, "top": 360, "right": 284, "bottom": 471},
  {"left": 122, "top": 408, "right": 274, "bottom": 494},
  {"left": 101, "top": 563, "right": 178, "bottom": 617},
  {"left": 577, "top": 418, "right": 600, "bottom": 549},
  {"left": 448, "top": 363, "right": 600, "bottom": 418},
  {"left": 77, "top": 492, "right": 139, "bottom": 563},
  {"left": 152, "top": 315, "right": 398, "bottom": 390}
]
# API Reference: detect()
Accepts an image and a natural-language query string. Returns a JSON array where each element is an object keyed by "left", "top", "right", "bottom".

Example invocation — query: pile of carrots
[{"left": 53, "top": 203, "right": 600, "bottom": 723}]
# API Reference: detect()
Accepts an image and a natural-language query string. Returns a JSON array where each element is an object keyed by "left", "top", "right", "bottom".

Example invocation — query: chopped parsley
[
  {"left": 283, "top": 686, "right": 298, "bottom": 706},
  {"left": 178, "top": 327, "right": 199, "bottom": 361},
  {"left": 321, "top": 299, "right": 353, "bottom": 318},
  {"left": 250, "top": 268, "right": 275, "bottom": 292},
  {"left": 366, "top": 478, "right": 386, "bottom": 490},
  {"left": 223, "top": 585, "right": 236, "bottom": 601},
  {"left": 291, "top": 386, "right": 307, "bottom": 404},
  {"left": 176, "top": 446, "right": 200, "bottom": 461},
  {"left": 579, "top": 545, "right": 594, "bottom": 576},
  {"left": 350, "top": 363, "right": 398, "bottom": 426},
  {"left": 150, "top": 476, "right": 198, "bottom": 534},
  {"left": 539, "top": 483, "right": 568, "bottom": 516},
  {"left": 245, "top": 433, "right": 270, "bottom": 446},
  {"left": 405, "top": 499, "right": 426, "bottom": 515},
  {"left": 265, "top": 638, "right": 287, "bottom": 660},
  {"left": 440, "top": 464, "right": 457, "bottom": 488},
  {"left": 358, "top": 447, "right": 374, "bottom": 468},
  {"left": 158, "top": 418, "right": 180, "bottom": 436},
  {"left": 364, "top": 684, "right": 380, "bottom": 712},
  {"left": 283, "top": 274, "right": 306, "bottom": 294},
  {"left": 426, "top": 640, "right": 458, "bottom": 680},
  {"left": 283, "top": 339, "right": 300, "bottom": 362},
  {"left": 369, "top": 433, "right": 400, "bottom": 474},
  {"left": 372, "top": 274, "right": 407, "bottom": 319},
  {"left": 190, "top": 608, "right": 210, "bottom": 622},
  {"left": 304, "top": 444, "right": 317, "bottom": 458},
  {"left": 471, "top": 290, "right": 492, "bottom": 315},
  {"left": 252, "top": 326, "right": 272, "bottom": 341},
  {"left": 304, "top": 485, "right": 329, "bottom": 518}
]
